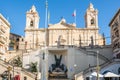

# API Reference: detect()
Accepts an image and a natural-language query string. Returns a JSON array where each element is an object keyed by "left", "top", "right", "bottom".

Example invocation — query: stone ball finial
[
  {"left": 30, "top": 5, "right": 36, "bottom": 12},
  {"left": 60, "top": 17, "right": 66, "bottom": 23},
  {"left": 89, "top": 3, "right": 94, "bottom": 9}
]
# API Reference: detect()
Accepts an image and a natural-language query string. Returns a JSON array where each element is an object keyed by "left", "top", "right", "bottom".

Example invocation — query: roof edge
[{"left": 109, "top": 8, "right": 120, "bottom": 27}]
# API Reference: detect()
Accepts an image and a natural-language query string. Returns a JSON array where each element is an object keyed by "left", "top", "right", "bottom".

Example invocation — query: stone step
[{"left": 49, "top": 79, "right": 69, "bottom": 80}]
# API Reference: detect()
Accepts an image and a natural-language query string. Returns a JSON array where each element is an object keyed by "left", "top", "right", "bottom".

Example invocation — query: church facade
[
  {"left": 24, "top": 3, "right": 104, "bottom": 50},
  {"left": 20, "top": 3, "right": 116, "bottom": 80}
]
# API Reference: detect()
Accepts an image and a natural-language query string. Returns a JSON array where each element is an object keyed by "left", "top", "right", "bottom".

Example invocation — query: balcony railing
[
  {"left": 0, "top": 25, "right": 6, "bottom": 33},
  {"left": 113, "top": 48, "right": 120, "bottom": 52},
  {"left": 0, "top": 48, "right": 6, "bottom": 54},
  {"left": 0, "top": 35, "right": 7, "bottom": 44},
  {"left": 112, "top": 37, "right": 119, "bottom": 43}
]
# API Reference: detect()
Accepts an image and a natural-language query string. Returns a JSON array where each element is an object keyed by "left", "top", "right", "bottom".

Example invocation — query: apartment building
[
  {"left": 109, "top": 8, "right": 120, "bottom": 58},
  {"left": 9, "top": 33, "right": 21, "bottom": 50},
  {"left": 0, "top": 13, "right": 10, "bottom": 59}
]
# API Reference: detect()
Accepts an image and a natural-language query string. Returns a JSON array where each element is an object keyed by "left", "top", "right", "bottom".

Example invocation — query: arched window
[
  {"left": 91, "top": 18, "right": 94, "bottom": 25},
  {"left": 30, "top": 20, "right": 34, "bottom": 26}
]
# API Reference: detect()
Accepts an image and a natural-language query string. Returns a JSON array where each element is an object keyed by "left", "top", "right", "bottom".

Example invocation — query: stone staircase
[
  {"left": 49, "top": 78, "right": 69, "bottom": 80},
  {"left": 7, "top": 49, "right": 38, "bottom": 63},
  {"left": 49, "top": 77, "right": 69, "bottom": 80},
  {"left": 0, "top": 59, "right": 36, "bottom": 80},
  {"left": 74, "top": 59, "right": 116, "bottom": 80},
  {"left": 79, "top": 48, "right": 110, "bottom": 62},
  {"left": 6, "top": 50, "right": 22, "bottom": 62}
]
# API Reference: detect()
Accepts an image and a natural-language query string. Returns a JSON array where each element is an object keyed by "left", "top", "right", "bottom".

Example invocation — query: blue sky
[{"left": 0, "top": 0, "right": 120, "bottom": 44}]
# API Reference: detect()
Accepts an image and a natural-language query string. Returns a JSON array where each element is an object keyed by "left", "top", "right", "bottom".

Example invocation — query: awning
[
  {"left": 104, "top": 72, "right": 119, "bottom": 77},
  {"left": 86, "top": 72, "right": 103, "bottom": 77},
  {"left": 91, "top": 72, "right": 103, "bottom": 77}
]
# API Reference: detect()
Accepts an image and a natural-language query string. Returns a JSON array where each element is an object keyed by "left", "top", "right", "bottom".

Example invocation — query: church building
[
  {"left": 20, "top": 3, "right": 116, "bottom": 80},
  {"left": 23, "top": 3, "right": 104, "bottom": 50}
]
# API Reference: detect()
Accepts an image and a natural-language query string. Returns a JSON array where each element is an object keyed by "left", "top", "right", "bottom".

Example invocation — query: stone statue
[
  {"left": 49, "top": 54, "right": 67, "bottom": 73},
  {"left": 57, "top": 35, "right": 62, "bottom": 47},
  {"left": 54, "top": 55, "right": 62, "bottom": 68}
]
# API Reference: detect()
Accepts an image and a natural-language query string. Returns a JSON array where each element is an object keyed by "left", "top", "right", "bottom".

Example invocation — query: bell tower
[
  {"left": 25, "top": 5, "right": 39, "bottom": 29},
  {"left": 24, "top": 5, "right": 40, "bottom": 49},
  {"left": 85, "top": 3, "right": 98, "bottom": 28}
]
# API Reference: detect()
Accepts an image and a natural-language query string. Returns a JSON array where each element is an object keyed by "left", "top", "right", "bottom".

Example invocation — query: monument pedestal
[{"left": 49, "top": 71, "right": 67, "bottom": 79}]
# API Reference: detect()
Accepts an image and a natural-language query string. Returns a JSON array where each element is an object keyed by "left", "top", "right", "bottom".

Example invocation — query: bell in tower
[{"left": 85, "top": 3, "right": 98, "bottom": 28}]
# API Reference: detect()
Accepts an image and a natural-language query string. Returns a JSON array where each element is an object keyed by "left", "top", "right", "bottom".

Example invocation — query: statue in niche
[{"left": 49, "top": 54, "right": 67, "bottom": 74}]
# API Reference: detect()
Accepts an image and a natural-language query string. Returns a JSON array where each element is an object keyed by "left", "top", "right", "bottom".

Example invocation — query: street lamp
[
  {"left": 41, "top": 52, "right": 46, "bottom": 80},
  {"left": 96, "top": 51, "right": 100, "bottom": 80},
  {"left": 74, "top": 64, "right": 77, "bottom": 79},
  {"left": 7, "top": 66, "right": 12, "bottom": 80},
  {"left": 74, "top": 64, "right": 77, "bottom": 71},
  {"left": 12, "top": 62, "right": 15, "bottom": 79}
]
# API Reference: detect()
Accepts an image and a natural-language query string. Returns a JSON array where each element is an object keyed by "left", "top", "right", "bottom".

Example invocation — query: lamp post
[
  {"left": 7, "top": 66, "right": 12, "bottom": 80},
  {"left": 74, "top": 64, "right": 77, "bottom": 72},
  {"left": 12, "top": 62, "right": 15, "bottom": 79},
  {"left": 43, "top": 52, "right": 45, "bottom": 80},
  {"left": 41, "top": 52, "right": 45, "bottom": 80},
  {"left": 74, "top": 64, "right": 77, "bottom": 79},
  {"left": 96, "top": 51, "right": 99, "bottom": 80},
  {"left": 40, "top": 0, "right": 48, "bottom": 80},
  {"left": 43, "top": 0, "right": 48, "bottom": 80}
]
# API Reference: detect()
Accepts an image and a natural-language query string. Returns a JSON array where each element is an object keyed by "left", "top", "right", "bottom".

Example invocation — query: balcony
[
  {"left": 112, "top": 37, "right": 119, "bottom": 43},
  {"left": 0, "top": 25, "right": 5, "bottom": 33},
  {"left": 0, "top": 35, "right": 7, "bottom": 44},
  {"left": 113, "top": 48, "right": 120, "bottom": 53},
  {"left": 0, "top": 48, "right": 6, "bottom": 54}
]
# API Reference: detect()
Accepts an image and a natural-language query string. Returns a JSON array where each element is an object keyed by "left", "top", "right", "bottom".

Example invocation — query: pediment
[
  {"left": 48, "top": 21, "right": 76, "bottom": 29},
  {"left": 48, "top": 23, "right": 69, "bottom": 29}
]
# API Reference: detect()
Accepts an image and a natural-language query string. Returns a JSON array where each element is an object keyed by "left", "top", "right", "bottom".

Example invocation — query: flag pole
[
  {"left": 42, "top": 0, "right": 48, "bottom": 80},
  {"left": 74, "top": 10, "right": 76, "bottom": 26},
  {"left": 48, "top": 11, "right": 50, "bottom": 25},
  {"left": 45, "top": 0, "right": 48, "bottom": 79},
  {"left": 73, "top": 9, "right": 76, "bottom": 26},
  {"left": 45, "top": 0, "right": 48, "bottom": 47}
]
